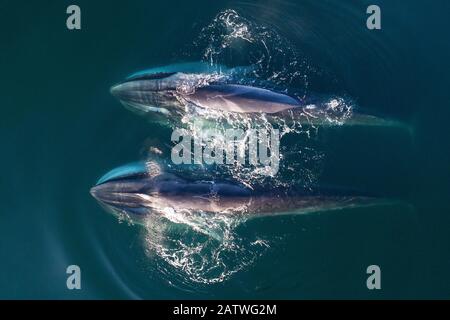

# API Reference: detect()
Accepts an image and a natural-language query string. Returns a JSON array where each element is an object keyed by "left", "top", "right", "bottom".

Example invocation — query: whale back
[{"left": 184, "top": 84, "right": 300, "bottom": 114}]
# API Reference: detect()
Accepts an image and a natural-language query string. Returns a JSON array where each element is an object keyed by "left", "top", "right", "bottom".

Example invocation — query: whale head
[
  {"left": 90, "top": 162, "right": 162, "bottom": 217},
  {"left": 110, "top": 62, "right": 232, "bottom": 119},
  {"left": 90, "top": 162, "right": 195, "bottom": 217},
  {"left": 110, "top": 72, "right": 182, "bottom": 118},
  {"left": 90, "top": 161, "right": 253, "bottom": 219}
]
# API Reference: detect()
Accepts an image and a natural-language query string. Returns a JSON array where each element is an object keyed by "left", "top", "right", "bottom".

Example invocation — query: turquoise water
[{"left": 1, "top": 0, "right": 450, "bottom": 299}]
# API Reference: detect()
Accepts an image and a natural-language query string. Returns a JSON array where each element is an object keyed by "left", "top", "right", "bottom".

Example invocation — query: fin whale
[
  {"left": 110, "top": 62, "right": 403, "bottom": 128},
  {"left": 90, "top": 161, "right": 393, "bottom": 223}
]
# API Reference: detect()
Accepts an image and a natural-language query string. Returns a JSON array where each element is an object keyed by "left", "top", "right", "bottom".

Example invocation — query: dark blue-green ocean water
[{"left": 1, "top": 0, "right": 449, "bottom": 299}]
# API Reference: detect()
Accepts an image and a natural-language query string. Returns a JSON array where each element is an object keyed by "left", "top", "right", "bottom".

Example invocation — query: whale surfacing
[
  {"left": 90, "top": 162, "right": 391, "bottom": 223},
  {"left": 110, "top": 62, "right": 403, "bottom": 128}
]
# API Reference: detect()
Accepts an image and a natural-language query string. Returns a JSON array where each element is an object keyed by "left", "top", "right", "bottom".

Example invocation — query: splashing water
[
  {"left": 142, "top": 210, "right": 270, "bottom": 285},
  {"left": 175, "top": 106, "right": 323, "bottom": 191},
  {"left": 140, "top": 10, "right": 352, "bottom": 285},
  {"left": 193, "top": 9, "right": 312, "bottom": 92},
  {"left": 170, "top": 8, "right": 353, "bottom": 190}
]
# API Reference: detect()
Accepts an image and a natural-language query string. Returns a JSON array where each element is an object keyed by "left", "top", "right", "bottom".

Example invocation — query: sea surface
[{"left": 1, "top": 0, "right": 450, "bottom": 299}]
